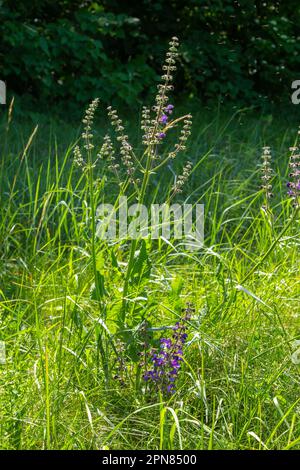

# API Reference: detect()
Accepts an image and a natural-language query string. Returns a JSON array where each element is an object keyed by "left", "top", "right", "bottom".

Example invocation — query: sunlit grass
[{"left": 0, "top": 105, "right": 299, "bottom": 450}]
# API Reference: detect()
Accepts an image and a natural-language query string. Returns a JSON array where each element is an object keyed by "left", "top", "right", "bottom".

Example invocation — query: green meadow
[{"left": 0, "top": 95, "right": 299, "bottom": 449}]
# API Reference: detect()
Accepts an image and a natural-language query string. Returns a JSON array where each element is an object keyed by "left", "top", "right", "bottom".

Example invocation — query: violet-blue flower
[
  {"left": 142, "top": 304, "right": 194, "bottom": 395},
  {"left": 157, "top": 132, "right": 166, "bottom": 139},
  {"left": 161, "top": 338, "right": 172, "bottom": 348},
  {"left": 165, "top": 104, "right": 174, "bottom": 114},
  {"left": 160, "top": 114, "right": 168, "bottom": 124}
]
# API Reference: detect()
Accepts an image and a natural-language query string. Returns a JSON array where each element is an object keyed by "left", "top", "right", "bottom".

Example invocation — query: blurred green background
[{"left": 1, "top": 0, "right": 300, "bottom": 114}]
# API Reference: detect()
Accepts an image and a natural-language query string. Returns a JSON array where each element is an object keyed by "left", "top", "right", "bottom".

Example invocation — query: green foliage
[
  {"left": 0, "top": 1, "right": 156, "bottom": 108},
  {"left": 1, "top": 0, "right": 300, "bottom": 108}
]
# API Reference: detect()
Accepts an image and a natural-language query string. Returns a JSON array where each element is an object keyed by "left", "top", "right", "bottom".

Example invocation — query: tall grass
[{"left": 0, "top": 88, "right": 300, "bottom": 449}]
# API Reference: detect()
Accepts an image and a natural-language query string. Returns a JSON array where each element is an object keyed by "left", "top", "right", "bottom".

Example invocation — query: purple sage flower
[
  {"left": 161, "top": 338, "right": 172, "bottom": 348},
  {"left": 142, "top": 304, "right": 194, "bottom": 395},
  {"left": 160, "top": 114, "right": 168, "bottom": 124},
  {"left": 165, "top": 104, "right": 174, "bottom": 114},
  {"left": 157, "top": 132, "right": 166, "bottom": 139}
]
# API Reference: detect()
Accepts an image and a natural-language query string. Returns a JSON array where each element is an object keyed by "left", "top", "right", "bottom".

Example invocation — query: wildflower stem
[{"left": 87, "top": 147, "right": 102, "bottom": 305}]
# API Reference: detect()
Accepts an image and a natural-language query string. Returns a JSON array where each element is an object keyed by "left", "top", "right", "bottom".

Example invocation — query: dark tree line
[{"left": 0, "top": 0, "right": 299, "bottom": 108}]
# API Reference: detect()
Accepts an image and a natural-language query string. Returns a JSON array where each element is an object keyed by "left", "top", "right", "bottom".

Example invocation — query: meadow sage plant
[
  {"left": 260, "top": 146, "right": 273, "bottom": 211},
  {"left": 73, "top": 37, "right": 195, "bottom": 325},
  {"left": 142, "top": 305, "right": 194, "bottom": 396},
  {"left": 287, "top": 145, "right": 300, "bottom": 208},
  {"left": 74, "top": 37, "right": 193, "bottom": 205}
]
